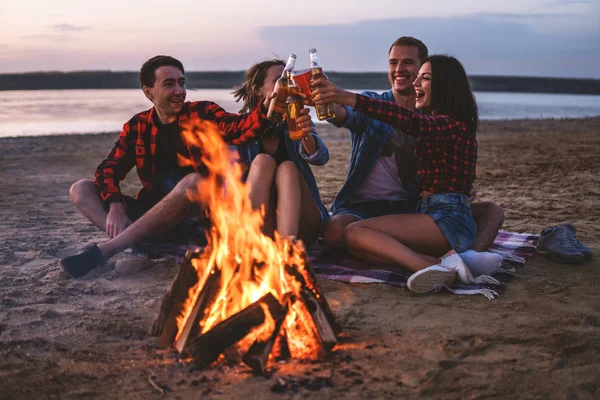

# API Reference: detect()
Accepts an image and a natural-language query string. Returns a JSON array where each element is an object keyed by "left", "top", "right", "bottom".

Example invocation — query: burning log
[
  {"left": 242, "top": 317, "right": 285, "bottom": 374},
  {"left": 185, "top": 293, "right": 286, "bottom": 368},
  {"left": 301, "top": 288, "right": 337, "bottom": 351},
  {"left": 272, "top": 328, "right": 291, "bottom": 361},
  {"left": 174, "top": 267, "right": 221, "bottom": 354},
  {"left": 242, "top": 298, "right": 289, "bottom": 374},
  {"left": 151, "top": 250, "right": 206, "bottom": 348},
  {"left": 285, "top": 253, "right": 341, "bottom": 336}
]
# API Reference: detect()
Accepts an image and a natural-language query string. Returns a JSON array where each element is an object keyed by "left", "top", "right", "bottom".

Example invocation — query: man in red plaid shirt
[{"left": 61, "top": 55, "right": 313, "bottom": 279}]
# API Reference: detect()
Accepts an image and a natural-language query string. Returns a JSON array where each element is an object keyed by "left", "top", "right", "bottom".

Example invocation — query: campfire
[{"left": 150, "top": 122, "right": 340, "bottom": 374}]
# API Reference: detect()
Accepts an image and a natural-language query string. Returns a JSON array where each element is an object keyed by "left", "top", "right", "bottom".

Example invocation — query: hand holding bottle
[{"left": 311, "top": 77, "right": 357, "bottom": 108}]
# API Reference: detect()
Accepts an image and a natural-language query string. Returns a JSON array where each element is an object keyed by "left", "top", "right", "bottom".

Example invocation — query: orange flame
[{"left": 175, "top": 121, "right": 321, "bottom": 359}]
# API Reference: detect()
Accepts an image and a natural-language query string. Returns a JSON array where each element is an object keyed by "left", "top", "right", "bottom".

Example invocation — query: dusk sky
[{"left": 1, "top": 0, "right": 599, "bottom": 77}]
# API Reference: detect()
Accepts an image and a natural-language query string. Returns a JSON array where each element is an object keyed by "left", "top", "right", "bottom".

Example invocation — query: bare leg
[
  {"left": 344, "top": 214, "right": 451, "bottom": 273},
  {"left": 246, "top": 154, "right": 277, "bottom": 214},
  {"left": 274, "top": 161, "right": 302, "bottom": 238},
  {"left": 97, "top": 173, "right": 206, "bottom": 259},
  {"left": 245, "top": 154, "right": 277, "bottom": 236},
  {"left": 322, "top": 213, "right": 361, "bottom": 249},
  {"left": 296, "top": 168, "right": 322, "bottom": 246},
  {"left": 470, "top": 201, "right": 505, "bottom": 251},
  {"left": 70, "top": 179, "right": 108, "bottom": 232}
]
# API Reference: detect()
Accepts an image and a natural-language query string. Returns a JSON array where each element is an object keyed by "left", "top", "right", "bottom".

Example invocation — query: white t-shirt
[{"left": 353, "top": 154, "right": 408, "bottom": 203}]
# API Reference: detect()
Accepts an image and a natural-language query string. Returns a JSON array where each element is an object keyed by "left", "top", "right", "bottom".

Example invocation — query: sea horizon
[
  {"left": 1, "top": 88, "right": 600, "bottom": 138},
  {"left": 2, "top": 71, "right": 599, "bottom": 96}
]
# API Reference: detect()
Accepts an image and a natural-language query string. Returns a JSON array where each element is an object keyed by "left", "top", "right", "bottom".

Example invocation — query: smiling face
[
  {"left": 143, "top": 65, "right": 186, "bottom": 124},
  {"left": 413, "top": 62, "right": 432, "bottom": 112},
  {"left": 388, "top": 45, "right": 421, "bottom": 96}
]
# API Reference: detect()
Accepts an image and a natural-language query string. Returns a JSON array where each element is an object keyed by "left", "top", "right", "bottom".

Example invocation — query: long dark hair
[
  {"left": 232, "top": 59, "right": 285, "bottom": 113},
  {"left": 426, "top": 55, "right": 479, "bottom": 131}
]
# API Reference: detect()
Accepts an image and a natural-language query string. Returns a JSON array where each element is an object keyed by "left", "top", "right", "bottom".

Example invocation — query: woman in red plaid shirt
[{"left": 312, "top": 55, "right": 484, "bottom": 293}]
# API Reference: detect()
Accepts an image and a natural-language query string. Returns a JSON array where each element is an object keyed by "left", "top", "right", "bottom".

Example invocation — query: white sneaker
[
  {"left": 441, "top": 253, "right": 474, "bottom": 284},
  {"left": 407, "top": 264, "right": 458, "bottom": 293}
]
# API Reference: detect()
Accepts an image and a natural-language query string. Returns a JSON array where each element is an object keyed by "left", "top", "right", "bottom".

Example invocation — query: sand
[{"left": 1, "top": 118, "right": 599, "bottom": 399}]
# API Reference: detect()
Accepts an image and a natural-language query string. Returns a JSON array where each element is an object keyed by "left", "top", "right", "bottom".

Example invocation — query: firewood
[
  {"left": 242, "top": 303, "right": 288, "bottom": 374},
  {"left": 174, "top": 268, "right": 221, "bottom": 354},
  {"left": 185, "top": 293, "right": 286, "bottom": 368},
  {"left": 272, "top": 328, "right": 291, "bottom": 361},
  {"left": 150, "top": 250, "right": 207, "bottom": 348},
  {"left": 301, "top": 288, "right": 337, "bottom": 351},
  {"left": 285, "top": 259, "right": 341, "bottom": 336}
]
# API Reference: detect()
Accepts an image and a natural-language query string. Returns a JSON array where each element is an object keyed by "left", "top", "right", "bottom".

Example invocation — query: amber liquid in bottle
[
  {"left": 286, "top": 76, "right": 306, "bottom": 141},
  {"left": 309, "top": 48, "right": 336, "bottom": 121},
  {"left": 267, "top": 54, "right": 296, "bottom": 123}
]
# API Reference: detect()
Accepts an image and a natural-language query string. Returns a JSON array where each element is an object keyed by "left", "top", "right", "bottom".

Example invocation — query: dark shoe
[
  {"left": 60, "top": 244, "right": 105, "bottom": 279},
  {"left": 537, "top": 226, "right": 585, "bottom": 264},
  {"left": 563, "top": 224, "right": 593, "bottom": 260}
]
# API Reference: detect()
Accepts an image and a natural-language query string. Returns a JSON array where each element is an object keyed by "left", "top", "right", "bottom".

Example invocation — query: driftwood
[{"left": 185, "top": 293, "right": 286, "bottom": 368}]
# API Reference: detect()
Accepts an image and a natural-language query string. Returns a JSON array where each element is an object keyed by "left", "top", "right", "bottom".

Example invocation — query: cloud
[
  {"left": 20, "top": 23, "right": 92, "bottom": 43},
  {"left": 258, "top": 14, "right": 600, "bottom": 78},
  {"left": 51, "top": 23, "right": 92, "bottom": 32},
  {"left": 22, "top": 34, "right": 70, "bottom": 42}
]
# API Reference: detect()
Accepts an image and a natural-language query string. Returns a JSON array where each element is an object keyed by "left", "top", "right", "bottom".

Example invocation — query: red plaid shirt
[
  {"left": 354, "top": 94, "right": 477, "bottom": 196},
  {"left": 94, "top": 101, "right": 271, "bottom": 205}
]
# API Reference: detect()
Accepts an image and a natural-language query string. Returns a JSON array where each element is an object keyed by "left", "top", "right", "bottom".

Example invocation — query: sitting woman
[
  {"left": 312, "top": 55, "right": 484, "bottom": 293},
  {"left": 233, "top": 59, "right": 330, "bottom": 245}
]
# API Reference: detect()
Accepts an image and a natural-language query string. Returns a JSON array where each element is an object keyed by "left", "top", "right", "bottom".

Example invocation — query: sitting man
[
  {"left": 321, "top": 37, "right": 505, "bottom": 275},
  {"left": 61, "top": 55, "right": 313, "bottom": 279}
]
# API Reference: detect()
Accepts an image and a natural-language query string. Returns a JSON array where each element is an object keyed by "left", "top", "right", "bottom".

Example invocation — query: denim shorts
[
  {"left": 334, "top": 199, "right": 414, "bottom": 220},
  {"left": 417, "top": 193, "right": 476, "bottom": 253}
]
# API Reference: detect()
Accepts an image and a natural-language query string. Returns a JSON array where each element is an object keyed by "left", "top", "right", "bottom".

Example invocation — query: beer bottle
[
  {"left": 309, "top": 48, "right": 336, "bottom": 121},
  {"left": 286, "top": 73, "right": 306, "bottom": 141},
  {"left": 267, "top": 54, "right": 296, "bottom": 123}
]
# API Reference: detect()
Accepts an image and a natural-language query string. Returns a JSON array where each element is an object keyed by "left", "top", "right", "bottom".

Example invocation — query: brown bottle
[
  {"left": 309, "top": 48, "right": 336, "bottom": 121},
  {"left": 286, "top": 74, "right": 306, "bottom": 141},
  {"left": 267, "top": 54, "right": 296, "bottom": 123}
]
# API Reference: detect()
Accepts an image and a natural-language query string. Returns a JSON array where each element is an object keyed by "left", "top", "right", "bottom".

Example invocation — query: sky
[{"left": 1, "top": 0, "right": 599, "bottom": 78}]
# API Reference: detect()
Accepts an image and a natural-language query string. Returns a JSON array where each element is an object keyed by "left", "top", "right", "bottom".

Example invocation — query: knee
[
  {"left": 474, "top": 201, "right": 505, "bottom": 227},
  {"left": 252, "top": 153, "right": 277, "bottom": 173},
  {"left": 247, "top": 154, "right": 276, "bottom": 185},
  {"left": 275, "top": 161, "right": 300, "bottom": 184},
  {"left": 322, "top": 218, "right": 349, "bottom": 248},
  {"left": 174, "top": 173, "right": 204, "bottom": 194},
  {"left": 343, "top": 222, "right": 362, "bottom": 249},
  {"left": 69, "top": 179, "right": 96, "bottom": 205}
]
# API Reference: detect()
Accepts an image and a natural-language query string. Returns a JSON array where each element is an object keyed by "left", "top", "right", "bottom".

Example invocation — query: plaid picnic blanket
[
  {"left": 134, "top": 230, "right": 539, "bottom": 300},
  {"left": 309, "top": 230, "right": 539, "bottom": 299}
]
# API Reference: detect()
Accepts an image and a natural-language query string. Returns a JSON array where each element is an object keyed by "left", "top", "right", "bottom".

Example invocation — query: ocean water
[{"left": 1, "top": 89, "right": 599, "bottom": 137}]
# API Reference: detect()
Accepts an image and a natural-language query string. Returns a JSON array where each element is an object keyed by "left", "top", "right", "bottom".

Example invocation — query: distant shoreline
[
  {"left": 1, "top": 71, "right": 599, "bottom": 95},
  {"left": 2, "top": 116, "right": 598, "bottom": 140}
]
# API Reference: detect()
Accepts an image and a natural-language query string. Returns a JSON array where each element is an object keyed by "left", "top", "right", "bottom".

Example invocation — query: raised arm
[
  {"left": 352, "top": 94, "right": 464, "bottom": 136},
  {"left": 312, "top": 79, "right": 465, "bottom": 136},
  {"left": 198, "top": 101, "right": 272, "bottom": 145}
]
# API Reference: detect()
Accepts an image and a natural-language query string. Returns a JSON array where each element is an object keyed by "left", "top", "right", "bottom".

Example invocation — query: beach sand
[{"left": 1, "top": 118, "right": 599, "bottom": 399}]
